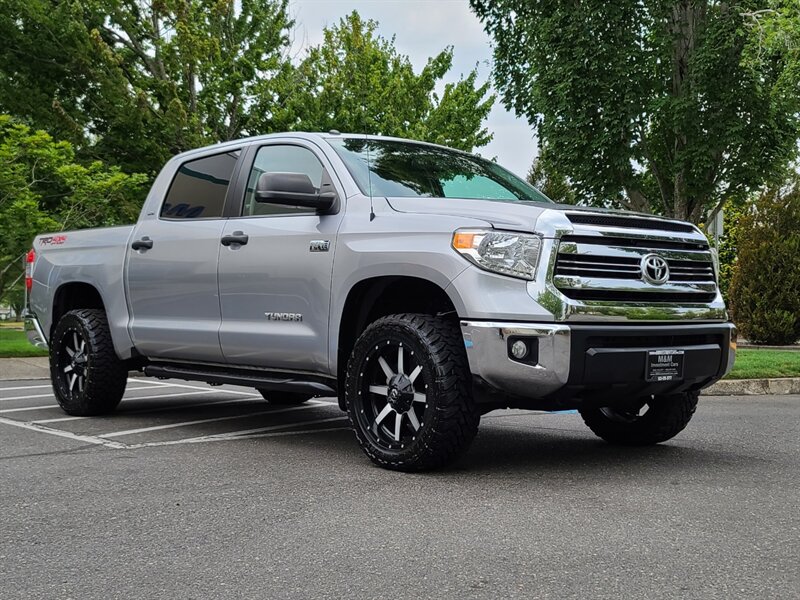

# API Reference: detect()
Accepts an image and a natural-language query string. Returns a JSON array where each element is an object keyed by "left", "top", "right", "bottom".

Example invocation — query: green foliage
[
  {"left": 729, "top": 182, "right": 800, "bottom": 344},
  {"left": 470, "top": 0, "right": 800, "bottom": 223},
  {"left": 0, "top": 115, "right": 147, "bottom": 303},
  {"left": 526, "top": 154, "right": 577, "bottom": 205},
  {"left": 0, "top": 0, "right": 295, "bottom": 174},
  {"left": 708, "top": 203, "right": 745, "bottom": 302},
  {"left": 269, "top": 12, "right": 495, "bottom": 151}
]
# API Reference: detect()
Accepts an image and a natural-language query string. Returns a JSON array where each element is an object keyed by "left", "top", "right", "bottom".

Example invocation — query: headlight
[{"left": 452, "top": 229, "right": 542, "bottom": 280}]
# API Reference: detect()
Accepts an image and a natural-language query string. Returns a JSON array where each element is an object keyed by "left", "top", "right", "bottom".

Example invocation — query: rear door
[
  {"left": 217, "top": 140, "right": 344, "bottom": 374},
  {"left": 126, "top": 149, "right": 241, "bottom": 362}
]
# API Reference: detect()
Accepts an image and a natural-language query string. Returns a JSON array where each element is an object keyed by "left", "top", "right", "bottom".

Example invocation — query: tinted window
[
  {"left": 243, "top": 145, "right": 325, "bottom": 216},
  {"left": 327, "top": 138, "right": 551, "bottom": 203},
  {"left": 161, "top": 150, "right": 240, "bottom": 219}
]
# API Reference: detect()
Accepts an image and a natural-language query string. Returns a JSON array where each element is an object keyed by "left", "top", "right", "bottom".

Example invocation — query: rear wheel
[
  {"left": 579, "top": 391, "right": 699, "bottom": 446},
  {"left": 50, "top": 309, "right": 127, "bottom": 416},
  {"left": 256, "top": 390, "right": 312, "bottom": 405},
  {"left": 345, "top": 313, "right": 479, "bottom": 471}
]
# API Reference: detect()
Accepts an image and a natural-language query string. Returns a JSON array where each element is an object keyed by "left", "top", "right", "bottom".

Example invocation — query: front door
[
  {"left": 217, "top": 142, "right": 344, "bottom": 374},
  {"left": 126, "top": 149, "right": 240, "bottom": 362}
]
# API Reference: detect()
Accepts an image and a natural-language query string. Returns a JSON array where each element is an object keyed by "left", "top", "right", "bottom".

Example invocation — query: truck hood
[
  {"left": 385, "top": 197, "right": 553, "bottom": 232},
  {"left": 385, "top": 197, "right": 673, "bottom": 234}
]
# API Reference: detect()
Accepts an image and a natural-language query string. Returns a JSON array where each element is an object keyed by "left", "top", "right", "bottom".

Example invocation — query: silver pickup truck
[{"left": 26, "top": 132, "right": 735, "bottom": 470}]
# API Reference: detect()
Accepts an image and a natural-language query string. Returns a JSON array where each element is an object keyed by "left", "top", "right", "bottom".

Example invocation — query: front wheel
[
  {"left": 50, "top": 309, "right": 128, "bottom": 416},
  {"left": 345, "top": 313, "right": 479, "bottom": 471},
  {"left": 579, "top": 391, "right": 699, "bottom": 446}
]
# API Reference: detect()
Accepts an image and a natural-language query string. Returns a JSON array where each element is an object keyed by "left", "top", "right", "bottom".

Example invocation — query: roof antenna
[{"left": 366, "top": 133, "right": 375, "bottom": 221}]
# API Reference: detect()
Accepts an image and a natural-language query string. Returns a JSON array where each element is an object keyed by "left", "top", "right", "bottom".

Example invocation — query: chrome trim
[
  {"left": 552, "top": 276, "right": 716, "bottom": 295},
  {"left": 24, "top": 312, "right": 48, "bottom": 349},
  {"left": 530, "top": 209, "right": 727, "bottom": 322},
  {"left": 461, "top": 321, "right": 570, "bottom": 397},
  {"left": 558, "top": 241, "right": 712, "bottom": 261}
]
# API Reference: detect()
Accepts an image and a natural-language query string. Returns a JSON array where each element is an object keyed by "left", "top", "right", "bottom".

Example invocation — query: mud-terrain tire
[
  {"left": 50, "top": 309, "right": 127, "bottom": 416},
  {"left": 345, "top": 313, "right": 480, "bottom": 471},
  {"left": 579, "top": 391, "right": 699, "bottom": 446},
  {"left": 256, "top": 390, "right": 312, "bottom": 405}
]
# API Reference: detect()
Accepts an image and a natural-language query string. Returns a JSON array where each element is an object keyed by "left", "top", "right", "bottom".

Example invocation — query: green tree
[
  {"left": 0, "top": 0, "right": 294, "bottom": 174},
  {"left": 729, "top": 180, "right": 800, "bottom": 344},
  {"left": 0, "top": 115, "right": 147, "bottom": 303},
  {"left": 527, "top": 153, "right": 577, "bottom": 205},
  {"left": 268, "top": 12, "right": 495, "bottom": 151},
  {"left": 470, "top": 0, "right": 800, "bottom": 223}
]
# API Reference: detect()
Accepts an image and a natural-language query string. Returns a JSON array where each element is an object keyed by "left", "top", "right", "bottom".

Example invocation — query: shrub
[{"left": 729, "top": 183, "right": 800, "bottom": 345}]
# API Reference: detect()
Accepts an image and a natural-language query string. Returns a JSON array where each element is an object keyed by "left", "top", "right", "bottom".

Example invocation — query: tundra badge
[{"left": 264, "top": 313, "right": 303, "bottom": 322}]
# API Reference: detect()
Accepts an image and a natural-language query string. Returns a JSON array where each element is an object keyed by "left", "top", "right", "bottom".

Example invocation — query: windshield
[{"left": 327, "top": 138, "right": 552, "bottom": 203}]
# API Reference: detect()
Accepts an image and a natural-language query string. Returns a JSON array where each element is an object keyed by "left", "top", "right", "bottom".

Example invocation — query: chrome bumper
[
  {"left": 24, "top": 312, "right": 48, "bottom": 349},
  {"left": 461, "top": 321, "right": 571, "bottom": 398}
]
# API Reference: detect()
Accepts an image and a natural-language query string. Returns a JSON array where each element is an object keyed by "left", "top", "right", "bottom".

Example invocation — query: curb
[{"left": 702, "top": 377, "right": 800, "bottom": 396}]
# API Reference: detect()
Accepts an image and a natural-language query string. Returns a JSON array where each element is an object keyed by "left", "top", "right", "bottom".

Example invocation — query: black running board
[{"left": 143, "top": 363, "right": 336, "bottom": 396}]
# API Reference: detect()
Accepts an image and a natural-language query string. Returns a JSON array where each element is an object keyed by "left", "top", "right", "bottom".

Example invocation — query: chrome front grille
[{"left": 553, "top": 233, "right": 717, "bottom": 303}]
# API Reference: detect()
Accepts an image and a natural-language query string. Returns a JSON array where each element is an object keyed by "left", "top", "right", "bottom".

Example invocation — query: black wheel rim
[
  {"left": 355, "top": 338, "right": 430, "bottom": 450},
  {"left": 57, "top": 328, "right": 88, "bottom": 398}
]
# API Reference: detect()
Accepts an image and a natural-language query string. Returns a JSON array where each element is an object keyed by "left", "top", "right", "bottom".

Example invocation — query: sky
[{"left": 288, "top": 0, "right": 537, "bottom": 177}]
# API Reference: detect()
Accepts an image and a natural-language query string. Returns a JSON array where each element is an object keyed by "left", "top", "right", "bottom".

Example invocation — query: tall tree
[
  {"left": 470, "top": 0, "right": 800, "bottom": 222},
  {"left": 0, "top": 115, "right": 147, "bottom": 303},
  {"left": 0, "top": 0, "right": 294, "bottom": 174},
  {"left": 268, "top": 12, "right": 495, "bottom": 151}
]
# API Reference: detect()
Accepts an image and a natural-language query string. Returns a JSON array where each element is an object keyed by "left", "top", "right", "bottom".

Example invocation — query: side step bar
[{"left": 143, "top": 363, "right": 336, "bottom": 397}]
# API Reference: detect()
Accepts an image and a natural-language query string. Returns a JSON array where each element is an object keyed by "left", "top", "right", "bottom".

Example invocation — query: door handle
[
  {"left": 131, "top": 236, "right": 153, "bottom": 251},
  {"left": 221, "top": 231, "right": 249, "bottom": 246}
]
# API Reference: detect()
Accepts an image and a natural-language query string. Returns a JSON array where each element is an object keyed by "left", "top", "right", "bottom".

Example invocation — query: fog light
[{"left": 510, "top": 340, "right": 528, "bottom": 360}]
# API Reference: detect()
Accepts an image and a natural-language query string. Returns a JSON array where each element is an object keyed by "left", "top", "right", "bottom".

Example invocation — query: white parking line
[
  {"left": 125, "top": 416, "right": 349, "bottom": 448},
  {"left": 99, "top": 401, "right": 330, "bottom": 438},
  {"left": 32, "top": 397, "right": 261, "bottom": 423},
  {"left": 0, "top": 416, "right": 128, "bottom": 449},
  {"left": 0, "top": 384, "right": 53, "bottom": 392},
  {"left": 0, "top": 384, "right": 160, "bottom": 398},
  {"left": 0, "top": 393, "right": 57, "bottom": 402},
  {"left": 0, "top": 405, "right": 56, "bottom": 414}
]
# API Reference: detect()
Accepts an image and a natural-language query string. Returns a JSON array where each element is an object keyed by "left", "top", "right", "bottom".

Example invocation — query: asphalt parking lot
[{"left": 1, "top": 379, "right": 798, "bottom": 599}]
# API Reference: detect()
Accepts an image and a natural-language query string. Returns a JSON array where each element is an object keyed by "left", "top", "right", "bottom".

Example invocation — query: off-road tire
[
  {"left": 345, "top": 313, "right": 480, "bottom": 471},
  {"left": 579, "top": 391, "right": 699, "bottom": 446},
  {"left": 50, "top": 309, "right": 127, "bottom": 416},
  {"left": 256, "top": 390, "right": 312, "bottom": 405}
]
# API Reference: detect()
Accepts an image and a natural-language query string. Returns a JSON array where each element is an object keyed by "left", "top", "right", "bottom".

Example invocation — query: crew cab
[{"left": 26, "top": 133, "right": 736, "bottom": 470}]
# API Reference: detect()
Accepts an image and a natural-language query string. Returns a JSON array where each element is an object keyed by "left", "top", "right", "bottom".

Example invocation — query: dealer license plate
[{"left": 646, "top": 350, "right": 685, "bottom": 382}]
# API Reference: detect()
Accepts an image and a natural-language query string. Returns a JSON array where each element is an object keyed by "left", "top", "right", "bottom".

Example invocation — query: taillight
[{"left": 25, "top": 249, "right": 36, "bottom": 291}]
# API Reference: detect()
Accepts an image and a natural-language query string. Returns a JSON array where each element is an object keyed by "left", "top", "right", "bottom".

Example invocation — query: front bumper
[
  {"left": 461, "top": 320, "right": 736, "bottom": 408},
  {"left": 24, "top": 312, "right": 48, "bottom": 349}
]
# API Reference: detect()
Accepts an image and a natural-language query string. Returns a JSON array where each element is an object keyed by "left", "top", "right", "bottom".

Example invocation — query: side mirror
[{"left": 254, "top": 172, "right": 336, "bottom": 212}]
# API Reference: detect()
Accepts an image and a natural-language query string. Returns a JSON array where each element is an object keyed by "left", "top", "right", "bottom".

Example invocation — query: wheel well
[
  {"left": 51, "top": 282, "right": 105, "bottom": 337},
  {"left": 337, "top": 276, "right": 459, "bottom": 392}
]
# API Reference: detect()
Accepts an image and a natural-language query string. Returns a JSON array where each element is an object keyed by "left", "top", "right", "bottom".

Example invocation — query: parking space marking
[
  {"left": 125, "top": 415, "right": 350, "bottom": 448},
  {"left": 0, "top": 405, "right": 58, "bottom": 414},
  {"left": 0, "top": 416, "right": 128, "bottom": 449},
  {"left": 31, "top": 397, "right": 260, "bottom": 424},
  {"left": 0, "top": 384, "right": 53, "bottom": 392},
  {"left": 1, "top": 393, "right": 59, "bottom": 402},
  {"left": 98, "top": 401, "right": 331, "bottom": 438}
]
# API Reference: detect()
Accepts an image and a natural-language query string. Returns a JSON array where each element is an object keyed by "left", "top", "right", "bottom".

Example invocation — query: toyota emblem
[{"left": 641, "top": 254, "right": 670, "bottom": 285}]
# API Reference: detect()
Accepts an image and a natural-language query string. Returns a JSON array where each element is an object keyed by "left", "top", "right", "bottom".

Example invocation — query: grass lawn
[
  {"left": 1, "top": 325, "right": 797, "bottom": 379},
  {"left": 0, "top": 327, "right": 48, "bottom": 358},
  {"left": 726, "top": 348, "right": 800, "bottom": 379}
]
